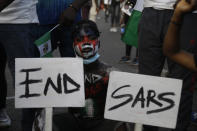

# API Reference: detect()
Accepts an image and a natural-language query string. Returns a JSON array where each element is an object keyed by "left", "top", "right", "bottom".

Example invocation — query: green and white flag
[
  {"left": 122, "top": 0, "right": 144, "bottom": 48},
  {"left": 35, "top": 25, "right": 59, "bottom": 57}
]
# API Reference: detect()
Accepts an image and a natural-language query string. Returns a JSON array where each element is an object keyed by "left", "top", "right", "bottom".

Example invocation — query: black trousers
[{"left": 0, "top": 42, "right": 7, "bottom": 109}]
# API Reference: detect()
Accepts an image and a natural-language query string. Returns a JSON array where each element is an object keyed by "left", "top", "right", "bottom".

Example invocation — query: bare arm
[
  {"left": 163, "top": 0, "right": 197, "bottom": 71},
  {"left": 71, "top": 0, "right": 91, "bottom": 10},
  {"left": 59, "top": 0, "right": 90, "bottom": 26},
  {"left": 0, "top": 0, "right": 14, "bottom": 12}
]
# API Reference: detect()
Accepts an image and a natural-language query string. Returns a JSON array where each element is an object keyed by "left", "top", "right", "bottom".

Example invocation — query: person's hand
[
  {"left": 59, "top": 6, "right": 77, "bottom": 27},
  {"left": 175, "top": 0, "right": 197, "bottom": 14}
]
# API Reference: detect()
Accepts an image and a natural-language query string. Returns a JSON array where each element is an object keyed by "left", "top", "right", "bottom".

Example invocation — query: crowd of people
[{"left": 0, "top": 0, "right": 197, "bottom": 131}]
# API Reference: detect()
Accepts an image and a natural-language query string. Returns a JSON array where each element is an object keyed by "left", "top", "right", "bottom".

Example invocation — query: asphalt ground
[{"left": 2, "top": 11, "right": 197, "bottom": 131}]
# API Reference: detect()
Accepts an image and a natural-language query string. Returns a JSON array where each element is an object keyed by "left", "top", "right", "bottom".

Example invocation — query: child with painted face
[
  {"left": 163, "top": 0, "right": 197, "bottom": 71},
  {"left": 53, "top": 20, "right": 130, "bottom": 131},
  {"left": 72, "top": 20, "right": 101, "bottom": 64}
]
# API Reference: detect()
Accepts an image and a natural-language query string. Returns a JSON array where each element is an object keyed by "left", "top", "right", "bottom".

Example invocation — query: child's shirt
[{"left": 70, "top": 60, "right": 115, "bottom": 119}]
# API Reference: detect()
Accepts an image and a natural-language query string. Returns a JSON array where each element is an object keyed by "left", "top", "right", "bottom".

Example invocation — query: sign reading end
[{"left": 15, "top": 58, "right": 85, "bottom": 108}]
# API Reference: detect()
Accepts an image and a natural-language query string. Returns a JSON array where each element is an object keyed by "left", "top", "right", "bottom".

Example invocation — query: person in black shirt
[
  {"left": 163, "top": 0, "right": 197, "bottom": 71},
  {"left": 163, "top": 0, "right": 197, "bottom": 130}
]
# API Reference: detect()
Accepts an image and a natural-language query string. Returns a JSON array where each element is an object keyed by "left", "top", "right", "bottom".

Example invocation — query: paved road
[{"left": 2, "top": 11, "right": 197, "bottom": 131}]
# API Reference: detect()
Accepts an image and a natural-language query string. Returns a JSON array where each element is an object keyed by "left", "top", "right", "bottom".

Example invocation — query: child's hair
[{"left": 71, "top": 20, "right": 100, "bottom": 39}]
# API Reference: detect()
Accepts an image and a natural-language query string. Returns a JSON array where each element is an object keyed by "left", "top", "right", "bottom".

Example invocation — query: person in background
[
  {"left": 138, "top": 0, "right": 197, "bottom": 130},
  {"left": 104, "top": 0, "right": 111, "bottom": 22},
  {"left": 89, "top": 0, "right": 100, "bottom": 22},
  {"left": 110, "top": 0, "right": 121, "bottom": 32},
  {"left": 163, "top": 0, "right": 197, "bottom": 72},
  {"left": 119, "top": 0, "right": 138, "bottom": 65},
  {"left": 0, "top": 1, "right": 40, "bottom": 130}
]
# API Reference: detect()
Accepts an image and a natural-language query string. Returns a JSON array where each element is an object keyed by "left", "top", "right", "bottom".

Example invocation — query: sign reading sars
[
  {"left": 15, "top": 58, "right": 85, "bottom": 108},
  {"left": 104, "top": 71, "right": 182, "bottom": 129}
]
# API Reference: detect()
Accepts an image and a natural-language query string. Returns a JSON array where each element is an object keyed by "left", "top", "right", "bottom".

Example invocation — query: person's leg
[
  {"left": 0, "top": 24, "right": 40, "bottom": 78},
  {"left": 138, "top": 8, "right": 172, "bottom": 131},
  {"left": 110, "top": 4, "right": 116, "bottom": 28},
  {"left": 126, "top": 45, "right": 132, "bottom": 57},
  {"left": 114, "top": 2, "right": 120, "bottom": 28},
  {"left": 131, "top": 48, "right": 139, "bottom": 65},
  {"left": 110, "top": 2, "right": 120, "bottom": 32},
  {"left": 138, "top": 8, "right": 166, "bottom": 76},
  {"left": 89, "top": 0, "right": 97, "bottom": 22},
  {"left": 0, "top": 24, "right": 40, "bottom": 131},
  {"left": 120, "top": 45, "right": 132, "bottom": 63},
  {"left": 0, "top": 43, "right": 7, "bottom": 110},
  {"left": 104, "top": 4, "right": 110, "bottom": 22},
  {"left": 136, "top": 48, "right": 138, "bottom": 58},
  {"left": 0, "top": 42, "right": 11, "bottom": 127}
]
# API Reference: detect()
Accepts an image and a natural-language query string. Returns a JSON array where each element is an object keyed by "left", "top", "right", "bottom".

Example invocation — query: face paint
[
  {"left": 74, "top": 35, "right": 100, "bottom": 59},
  {"left": 72, "top": 20, "right": 100, "bottom": 64}
]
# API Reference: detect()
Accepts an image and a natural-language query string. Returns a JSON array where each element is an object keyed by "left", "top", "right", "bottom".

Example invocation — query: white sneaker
[
  {"left": 110, "top": 27, "right": 114, "bottom": 32},
  {"left": 113, "top": 27, "right": 118, "bottom": 32},
  {"left": 110, "top": 27, "right": 118, "bottom": 32},
  {"left": 97, "top": 16, "right": 101, "bottom": 20},
  {"left": 0, "top": 108, "right": 11, "bottom": 127}
]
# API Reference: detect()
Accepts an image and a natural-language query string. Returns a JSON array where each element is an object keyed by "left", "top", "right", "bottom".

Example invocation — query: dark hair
[{"left": 71, "top": 20, "right": 100, "bottom": 39}]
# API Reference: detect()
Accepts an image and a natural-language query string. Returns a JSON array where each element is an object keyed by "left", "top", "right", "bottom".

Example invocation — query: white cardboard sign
[
  {"left": 15, "top": 58, "right": 85, "bottom": 108},
  {"left": 105, "top": 71, "right": 182, "bottom": 129}
]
